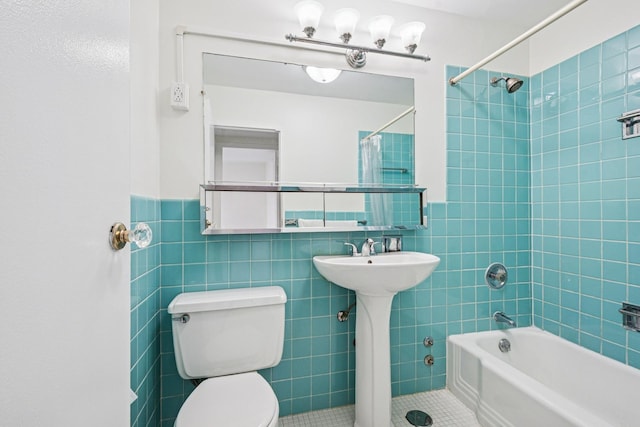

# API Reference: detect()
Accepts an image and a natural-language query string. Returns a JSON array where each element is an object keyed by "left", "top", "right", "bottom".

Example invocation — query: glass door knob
[{"left": 109, "top": 222, "right": 152, "bottom": 250}]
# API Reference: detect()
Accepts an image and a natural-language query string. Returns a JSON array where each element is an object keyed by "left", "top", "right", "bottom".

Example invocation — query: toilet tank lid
[{"left": 168, "top": 286, "right": 287, "bottom": 314}]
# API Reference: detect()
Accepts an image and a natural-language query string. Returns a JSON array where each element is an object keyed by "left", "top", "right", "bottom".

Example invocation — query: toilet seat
[{"left": 175, "top": 371, "right": 279, "bottom": 427}]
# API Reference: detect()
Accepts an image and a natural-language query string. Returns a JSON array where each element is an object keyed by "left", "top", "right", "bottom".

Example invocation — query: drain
[
  {"left": 406, "top": 410, "right": 433, "bottom": 426},
  {"left": 498, "top": 338, "right": 511, "bottom": 353}
]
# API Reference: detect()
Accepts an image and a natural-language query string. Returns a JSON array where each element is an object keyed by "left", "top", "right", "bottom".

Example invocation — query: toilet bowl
[
  {"left": 168, "top": 287, "right": 287, "bottom": 427},
  {"left": 175, "top": 372, "right": 278, "bottom": 427}
]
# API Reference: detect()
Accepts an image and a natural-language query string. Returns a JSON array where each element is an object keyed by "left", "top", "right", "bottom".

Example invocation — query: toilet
[{"left": 168, "top": 286, "right": 287, "bottom": 427}]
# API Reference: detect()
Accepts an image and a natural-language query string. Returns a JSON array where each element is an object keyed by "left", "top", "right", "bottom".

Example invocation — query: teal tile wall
[
  {"left": 530, "top": 24, "right": 640, "bottom": 366},
  {"left": 440, "top": 65, "right": 533, "bottom": 330},
  {"left": 130, "top": 196, "right": 161, "bottom": 427},
  {"left": 284, "top": 210, "right": 365, "bottom": 223},
  {"left": 156, "top": 66, "right": 533, "bottom": 424},
  {"left": 157, "top": 205, "right": 420, "bottom": 425},
  {"left": 359, "top": 131, "right": 417, "bottom": 225},
  {"left": 283, "top": 131, "right": 416, "bottom": 227},
  {"left": 325, "top": 211, "right": 365, "bottom": 221},
  {"left": 358, "top": 131, "right": 415, "bottom": 186}
]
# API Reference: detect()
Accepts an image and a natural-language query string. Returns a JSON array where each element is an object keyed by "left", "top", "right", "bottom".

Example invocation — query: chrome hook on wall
[{"left": 109, "top": 222, "right": 153, "bottom": 251}]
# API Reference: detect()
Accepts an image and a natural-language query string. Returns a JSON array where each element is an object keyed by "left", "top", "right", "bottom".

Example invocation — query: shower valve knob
[{"left": 485, "top": 262, "right": 508, "bottom": 289}]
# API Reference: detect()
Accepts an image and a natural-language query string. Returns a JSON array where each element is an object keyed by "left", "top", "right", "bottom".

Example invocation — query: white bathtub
[{"left": 447, "top": 327, "right": 640, "bottom": 427}]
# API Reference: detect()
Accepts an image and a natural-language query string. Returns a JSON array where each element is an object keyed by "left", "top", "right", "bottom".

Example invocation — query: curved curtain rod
[{"left": 448, "top": 0, "right": 588, "bottom": 86}]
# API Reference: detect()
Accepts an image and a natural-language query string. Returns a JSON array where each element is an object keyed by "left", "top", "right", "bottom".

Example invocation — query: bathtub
[{"left": 447, "top": 327, "right": 640, "bottom": 427}]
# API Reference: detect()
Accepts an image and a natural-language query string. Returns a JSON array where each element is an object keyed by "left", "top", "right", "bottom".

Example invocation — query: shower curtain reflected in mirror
[{"left": 360, "top": 135, "right": 392, "bottom": 226}]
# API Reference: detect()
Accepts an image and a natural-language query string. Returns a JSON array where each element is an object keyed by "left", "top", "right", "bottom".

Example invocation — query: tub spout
[{"left": 493, "top": 311, "right": 516, "bottom": 327}]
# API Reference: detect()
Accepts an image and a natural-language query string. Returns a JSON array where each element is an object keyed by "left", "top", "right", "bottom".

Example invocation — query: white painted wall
[
  {"left": 529, "top": 0, "right": 640, "bottom": 75},
  {"left": 207, "top": 84, "right": 412, "bottom": 184},
  {"left": 131, "top": 0, "right": 161, "bottom": 197},
  {"left": 0, "top": 1, "right": 131, "bottom": 426},
  {"left": 158, "top": 0, "right": 531, "bottom": 201}
]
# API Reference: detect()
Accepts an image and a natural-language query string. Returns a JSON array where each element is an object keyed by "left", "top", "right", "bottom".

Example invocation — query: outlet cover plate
[{"left": 171, "top": 82, "right": 189, "bottom": 111}]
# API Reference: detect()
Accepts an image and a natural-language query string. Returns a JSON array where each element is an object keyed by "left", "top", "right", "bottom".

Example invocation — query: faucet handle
[
  {"left": 361, "top": 238, "right": 382, "bottom": 256},
  {"left": 344, "top": 242, "right": 359, "bottom": 256},
  {"left": 370, "top": 241, "right": 383, "bottom": 255},
  {"left": 361, "top": 238, "right": 373, "bottom": 256}
]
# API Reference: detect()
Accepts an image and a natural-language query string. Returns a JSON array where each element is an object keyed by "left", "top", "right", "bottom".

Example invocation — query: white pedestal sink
[{"left": 313, "top": 251, "right": 440, "bottom": 427}]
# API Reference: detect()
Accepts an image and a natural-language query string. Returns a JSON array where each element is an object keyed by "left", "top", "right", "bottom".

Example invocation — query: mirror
[{"left": 202, "top": 53, "right": 420, "bottom": 233}]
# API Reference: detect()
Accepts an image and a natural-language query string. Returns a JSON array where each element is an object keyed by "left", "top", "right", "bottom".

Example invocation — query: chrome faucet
[
  {"left": 493, "top": 311, "right": 517, "bottom": 327},
  {"left": 361, "top": 238, "right": 375, "bottom": 256},
  {"left": 361, "top": 238, "right": 382, "bottom": 256},
  {"left": 345, "top": 239, "right": 382, "bottom": 256}
]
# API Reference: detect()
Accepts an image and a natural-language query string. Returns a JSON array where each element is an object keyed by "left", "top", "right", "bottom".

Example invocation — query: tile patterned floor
[{"left": 279, "top": 389, "right": 482, "bottom": 427}]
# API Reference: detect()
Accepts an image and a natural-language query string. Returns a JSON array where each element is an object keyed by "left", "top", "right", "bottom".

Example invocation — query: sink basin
[{"left": 313, "top": 251, "right": 440, "bottom": 295}]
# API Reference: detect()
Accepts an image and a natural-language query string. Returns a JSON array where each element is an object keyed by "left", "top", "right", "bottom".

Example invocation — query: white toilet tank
[{"left": 168, "top": 286, "right": 287, "bottom": 380}]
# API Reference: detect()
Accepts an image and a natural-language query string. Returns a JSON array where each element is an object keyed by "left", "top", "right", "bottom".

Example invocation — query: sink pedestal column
[
  {"left": 312, "top": 252, "right": 441, "bottom": 427},
  {"left": 354, "top": 292, "right": 395, "bottom": 427}
]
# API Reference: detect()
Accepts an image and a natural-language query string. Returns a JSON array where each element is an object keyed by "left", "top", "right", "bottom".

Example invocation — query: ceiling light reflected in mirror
[{"left": 304, "top": 66, "right": 342, "bottom": 84}]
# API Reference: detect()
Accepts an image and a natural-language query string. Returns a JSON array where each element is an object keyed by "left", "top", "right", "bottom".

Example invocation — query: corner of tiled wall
[
  {"left": 530, "top": 24, "right": 640, "bottom": 367},
  {"left": 130, "top": 195, "right": 161, "bottom": 427}
]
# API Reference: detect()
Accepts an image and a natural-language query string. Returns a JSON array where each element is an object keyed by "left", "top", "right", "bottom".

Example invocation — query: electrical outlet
[{"left": 171, "top": 82, "right": 189, "bottom": 111}]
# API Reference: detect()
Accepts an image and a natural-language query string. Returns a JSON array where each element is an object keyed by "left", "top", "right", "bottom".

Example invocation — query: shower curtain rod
[
  {"left": 448, "top": 0, "right": 588, "bottom": 86},
  {"left": 363, "top": 106, "right": 415, "bottom": 140}
]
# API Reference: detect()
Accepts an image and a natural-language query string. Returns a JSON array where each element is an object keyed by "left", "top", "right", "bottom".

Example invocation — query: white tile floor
[{"left": 279, "top": 389, "right": 482, "bottom": 427}]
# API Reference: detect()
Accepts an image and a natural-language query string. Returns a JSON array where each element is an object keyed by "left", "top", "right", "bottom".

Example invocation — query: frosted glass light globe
[{"left": 294, "top": 0, "right": 324, "bottom": 37}]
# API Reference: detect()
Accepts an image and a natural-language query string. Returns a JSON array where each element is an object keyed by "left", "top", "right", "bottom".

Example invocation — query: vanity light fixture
[
  {"left": 334, "top": 8, "right": 359, "bottom": 44},
  {"left": 304, "top": 66, "right": 342, "bottom": 83},
  {"left": 369, "top": 15, "right": 394, "bottom": 49},
  {"left": 294, "top": 0, "right": 324, "bottom": 38},
  {"left": 400, "top": 21, "right": 426, "bottom": 53},
  {"left": 287, "top": 1, "right": 429, "bottom": 69}
]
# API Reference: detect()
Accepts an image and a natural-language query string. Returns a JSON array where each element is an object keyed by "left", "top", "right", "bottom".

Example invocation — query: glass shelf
[
  {"left": 200, "top": 182, "right": 427, "bottom": 235},
  {"left": 203, "top": 181, "right": 426, "bottom": 193}
]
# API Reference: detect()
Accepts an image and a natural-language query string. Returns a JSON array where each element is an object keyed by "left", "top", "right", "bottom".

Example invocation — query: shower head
[{"left": 490, "top": 76, "right": 523, "bottom": 93}]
